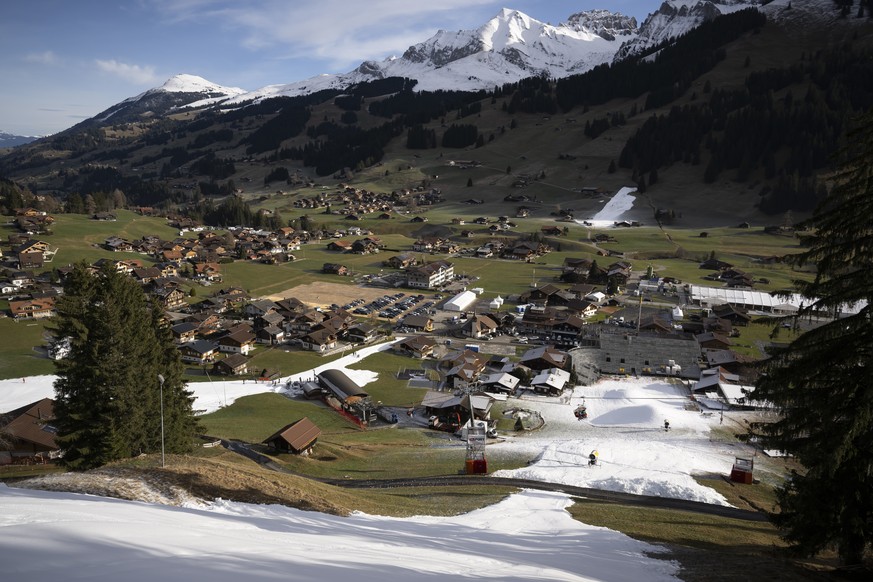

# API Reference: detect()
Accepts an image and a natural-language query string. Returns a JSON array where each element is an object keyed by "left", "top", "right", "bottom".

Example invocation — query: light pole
[{"left": 157, "top": 374, "right": 165, "bottom": 468}]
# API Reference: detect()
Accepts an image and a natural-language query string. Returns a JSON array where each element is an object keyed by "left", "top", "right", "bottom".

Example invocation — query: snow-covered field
[
  {"left": 491, "top": 377, "right": 738, "bottom": 505},
  {"left": 0, "top": 350, "right": 759, "bottom": 581}
]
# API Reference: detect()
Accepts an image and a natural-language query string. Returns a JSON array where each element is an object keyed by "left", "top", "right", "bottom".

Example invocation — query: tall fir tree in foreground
[
  {"left": 754, "top": 110, "right": 873, "bottom": 566},
  {"left": 51, "top": 263, "right": 201, "bottom": 470}
]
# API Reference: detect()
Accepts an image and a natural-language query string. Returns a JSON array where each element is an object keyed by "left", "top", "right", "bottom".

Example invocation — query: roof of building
[
  {"left": 262, "top": 417, "right": 321, "bottom": 451},
  {"left": 0, "top": 398, "right": 57, "bottom": 450},
  {"left": 318, "top": 369, "right": 368, "bottom": 400}
]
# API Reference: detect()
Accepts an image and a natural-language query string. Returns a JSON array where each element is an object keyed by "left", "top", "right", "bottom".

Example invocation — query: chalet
[
  {"left": 383, "top": 253, "right": 418, "bottom": 269},
  {"left": 638, "top": 315, "right": 674, "bottom": 334},
  {"left": 520, "top": 284, "right": 573, "bottom": 307},
  {"left": 301, "top": 329, "right": 337, "bottom": 352},
  {"left": 711, "top": 304, "right": 752, "bottom": 326},
  {"left": 262, "top": 417, "right": 321, "bottom": 455},
  {"left": 441, "top": 349, "right": 488, "bottom": 389},
  {"left": 152, "top": 286, "right": 187, "bottom": 310},
  {"left": 327, "top": 240, "right": 352, "bottom": 252},
  {"left": 550, "top": 315, "right": 588, "bottom": 345},
  {"left": 563, "top": 257, "right": 593, "bottom": 272},
  {"left": 407, "top": 260, "right": 454, "bottom": 289},
  {"left": 506, "top": 240, "right": 549, "bottom": 260},
  {"left": 178, "top": 340, "right": 218, "bottom": 364},
  {"left": 696, "top": 332, "right": 733, "bottom": 350},
  {"left": 410, "top": 216, "right": 428, "bottom": 223},
  {"left": 531, "top": 368, "right": 572, "bottom": 396},
  {"left": 322, "top": 263, "right": 349, "bottom": 276},
  {"left": 393, "top": 335, "right": 437, "bottom": 359},
  {"left": 692, "top": 368, "right": 757, "bottom": 409},
  {"left": 217, "top": 330, "right": 256, "bottom": 354},
  {"left": 402, "top": 315, "right": 434, "bottom": 332},
  {"left": 479, "top": 372, "right": 520, "bottom": 394},
  {"left": 185, "top": 312, "right": 222, "bottom": 335},
  {"left": 0, "top": 398, "right": 58, "bottom": 456},
  {"left": 286, "top": 310, "right": 327, "bottom": 334},
  {"left": 104, "top": 236, "right": 134, "bottom": 252},
  {"left": 421, "top": 391, "right": 493, "bottom": 425},
  {"left": 350, "top": 238, "right": 381, "bottom": 255},
  {"left": 17, "top": 250, "right": 43, "bottom": 269},
  {"left": 346, "top": 323, "right": 379, "bottom": 344},
  {"left": 9, "top": 297, "right": 55, "bottom": 319},
  {"left": 412, "top": 238, "right": 440, "bottom": 252},
  {"left": 212, "top": 353, "right": 250, "bottom": 376},
  {"left": 462, "top": 314, "right": 498, "bottom": 339},
  {"left": 132, "top": 266, "right": 162, "bottom": 285},
  {"left": 255, "top": 310, "right": 286, "bottom": 331},
  {"left": 566, "top": 299, "right": 598, "bottom": 318},
  {"left": 520, "top": 346, "right": 569, "bottom": 371},
  {"left": 541, "top": 226, "right": 563, "bottom": 236},
  {"left": 244, "top": 299, "right": 278, "bottom": 318},
  {"left": 193, "top": 262, "right": 222, "bottom": 282},
  {"left": 171, "top": 321, "right": 199, "bottom": 343},
  {"left": 256, "top": 325, "right": 286, "bottom": 345}
]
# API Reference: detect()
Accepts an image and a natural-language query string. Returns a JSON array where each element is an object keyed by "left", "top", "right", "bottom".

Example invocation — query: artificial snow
[
  {"left": 1, "top": 349, "right": 761, "bottom": 580},
  {"left": 0, "top": 486, "right": 678, "bottom": 581}
]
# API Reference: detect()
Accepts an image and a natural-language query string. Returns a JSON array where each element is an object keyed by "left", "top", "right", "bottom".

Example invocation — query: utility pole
[{"left": 157, "top": 374, "right": 165, "bottom": 468}]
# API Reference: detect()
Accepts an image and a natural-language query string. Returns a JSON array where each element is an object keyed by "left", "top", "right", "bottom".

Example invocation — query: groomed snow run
[{"left": 0, "top": 486, "right": 679, "bottom": 581}]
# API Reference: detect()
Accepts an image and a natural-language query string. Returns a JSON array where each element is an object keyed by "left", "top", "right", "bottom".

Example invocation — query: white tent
[
  {"left": 444, "top": 290, "right": 477, "bottom": 312},
  {"left": 489, "top": 295, "right": 504, "bottom": 309}
]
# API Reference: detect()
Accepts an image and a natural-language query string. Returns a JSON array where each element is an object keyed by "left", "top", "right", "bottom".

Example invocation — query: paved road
[{"left": 218, "top": 438, "right": 769, "bottom": 523}]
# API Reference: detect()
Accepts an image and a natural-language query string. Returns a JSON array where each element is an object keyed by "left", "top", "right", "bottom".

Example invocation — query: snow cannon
[{"left": 587, "top": 450, "right": 599, "bottom": 466}]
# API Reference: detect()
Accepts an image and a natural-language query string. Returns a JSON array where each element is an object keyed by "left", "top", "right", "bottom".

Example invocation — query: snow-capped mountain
[
  {"left": 89, "top": 74, "right": 247, "bottom": 125},
  {"left": 615, "top": 0, "right": 759, "bottom": 61},
  {"left": 0, "top": 131, "right": 38, "bottom": 148},
  {"left": 226, "top": 9, "right": 638, "bottom": 103},
  {"left": 79, "top": 2, "right": 861, "bottom": 126}
]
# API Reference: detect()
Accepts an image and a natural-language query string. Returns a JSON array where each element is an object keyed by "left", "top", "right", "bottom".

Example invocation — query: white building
[
  {"left": 444, "top": 290, "right": 477, "bottom": 312},
  {"left": 407, "top": 260, "right": 454, "bottom": 289}
]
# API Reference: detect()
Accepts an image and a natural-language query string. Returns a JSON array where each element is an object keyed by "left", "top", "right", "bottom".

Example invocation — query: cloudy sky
[{"left": 0, "top": 1, "right": 661, "bottom": 137}]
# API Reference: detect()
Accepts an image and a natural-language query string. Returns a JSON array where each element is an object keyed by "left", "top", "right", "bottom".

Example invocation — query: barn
[{"left": 262, "top": 417, "right": 321, "bottom": 455}]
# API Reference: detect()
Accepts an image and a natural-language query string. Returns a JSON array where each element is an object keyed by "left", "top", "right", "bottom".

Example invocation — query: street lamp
[{"left": 157, "top": 374, "right": 165, "bottom": 468}]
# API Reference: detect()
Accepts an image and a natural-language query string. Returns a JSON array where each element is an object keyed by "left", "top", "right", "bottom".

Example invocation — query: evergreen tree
[
  {"left": 51, "top": 263, "right": 200, "bottom": 470},
  {"left": 754, "top": 111, "right": 873, "bottom": 566}
]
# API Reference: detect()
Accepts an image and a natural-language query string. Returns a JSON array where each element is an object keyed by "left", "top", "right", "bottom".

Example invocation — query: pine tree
[
  {"left": 51, "top": 263, "right": 200, "bottom": 470},
  {"left": 754, "top": 111, "right": 873, "bottom": 565}
]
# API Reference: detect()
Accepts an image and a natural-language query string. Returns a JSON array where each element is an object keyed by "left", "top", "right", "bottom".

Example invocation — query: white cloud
[
  {"left": 24, "top": 51, "right": 59, "bottom": 65},
  {"left": 150, "top": 0, "right": 496, "bottom": 71},
  {"left": 95, "top": 59, "right": 161, "bottom": 85}
]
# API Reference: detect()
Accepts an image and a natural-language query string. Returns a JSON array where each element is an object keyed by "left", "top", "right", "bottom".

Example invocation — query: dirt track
[{"left": 266, "top": 281, "right": 394, "bottom": 307}]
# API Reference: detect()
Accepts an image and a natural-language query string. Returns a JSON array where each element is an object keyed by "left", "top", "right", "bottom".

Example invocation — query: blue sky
[{"left": 0, "top": 1, "right": 662, "bottom": 136}]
